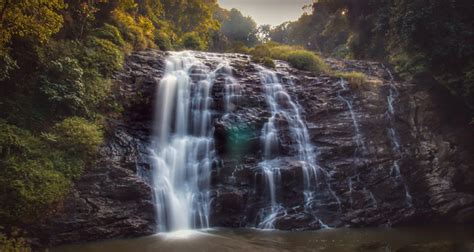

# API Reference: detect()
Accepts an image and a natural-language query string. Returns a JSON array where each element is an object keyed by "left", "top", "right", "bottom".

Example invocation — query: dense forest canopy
[
  {"left": 265, "top": 0, "right": 474, "bottom": 110},
  {"left": 0, "top": 0, "right": 473, "bottom": 249}
]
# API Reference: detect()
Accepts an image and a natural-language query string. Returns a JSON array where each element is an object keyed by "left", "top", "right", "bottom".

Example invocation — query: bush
[
  {"left": 0, "top": 229, "right": 30, "bottom": 251},
  {"left": 111, "top": 10, "right": 155, "bottom": 50},
  {"left": 0, "top": 117, "right": 103, "bottom": 225},
  {"left": 287, "top": 50, "right": 328, "bottom": 73},
  {"left": 39, "top": 57, "right": 86, "bottom": 116},
  {"left": 84, "top": 37, "right": 124, "bottom": 77},
  {"left": 253, "top": 57, "right": 275, "bottom": 68},
  {"left": 181, "top": 32, "right": 206, "bottom": 50},
  {"left": 0, "top": 121, "right": 70, "bottom": 224},
  {"left": 250, "top": 43, "right": 272, "bottom": 58},
  {"left": 268, "top": 45, "right": 300, "bottom": 60},
  {"left": 0, "top": 52, "right": 18, "bottom": 81},
  {"left": 153, "top": 30, "right": 173, "bottom": 50},
  {"left": 250, "top": 43, "right": 329, "bottom": 73},
  {"left": 39, "top": 40, "right": 117, "bottom": 118},
  {"left": 334, "top": 71, "right": 372, "bottom": 88},
  {"left": 92, "top": 24, "right": 126, "bottom": 47},
  {"left": 50, "top": 117, "right": 103, "bottom": 158},
  {"left": 229, "top": 42, "right": 250, "bottom": 54}
]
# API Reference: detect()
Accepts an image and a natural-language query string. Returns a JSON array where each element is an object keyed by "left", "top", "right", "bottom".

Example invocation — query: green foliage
[
  {"left": 287, "top": 50, "right": 328, "bottom": 73},
  {"left": 181, "top": 32, "right": 206, "bottom": 50},
  {"left": 0, "top": 121, "right": 69, "bottom": 224},
  {"left": 0, "top": 53, "right": 18, "bottom": 81},
  {"left": 50, "top": 117, "right": 103, "bottom": 158},
  {"left": 36, "top": 40, "right": 115, "bottom": 119},
  {"left": 0, "top": 229, "right": 30, "bottom": 252},
  {"left": 253, "top": 57, "right": 275, "bottom": 68},
  {"left": 334, "top": 71, "right": 371, "bottom": 89},
  {"left": 83, "top": 37, "right": 124, "bottom": 77},
  {"left": 92, "top": 24, "right": 126, "bottom": 48},
  {"left": 389, "top": 52, "right": 429, "bottom": 80},
  {"left": 111, "top": 10, "right": 155, "bottom": 50},
  {"left": 220, "top": 8, "right": 258, "bottom": 47},
  {"left": 250, "top": 43, "right": 329, "bottom": 73},
  {"left": 229, "top": 42, "right": 250, "bottom": 54},
  {"left": 0, "top": 0, "right": 66, "bottom": 49},
  {"left": 0, "top": 118, "right": 102, "bottom": 225},
  {"left": 153, "top": 30, "right": 173, "bottom": 50},
  {"left": 267, "top": 45, "right": 296, "bottom": 60},
  {"left": 266, "top": 0, "right": 474, "bottom": 112},
  {"left": 161, "top": 0, "right": 219, "bottom": 44},
  {"left": 39, "top": 57, "right": 86, "bottom": 116}
]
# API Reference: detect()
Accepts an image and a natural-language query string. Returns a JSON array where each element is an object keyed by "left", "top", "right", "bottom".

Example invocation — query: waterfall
[
  {"left": 150, "top": 51, "right": 216, "bottom": 232},
  {"left": 337, "top": 78, "right": 366, "bottom": 152},
  {"left": 384, "top": 67, "right": 413, "bottom": 207},
  {"left": 337, "top": 78, "right": 377, "bottom": 209},
  {"left": 255, "top": 65, "right": 337, "bottom": 229},
  {"left": 220, "top": 62, "right": 241, "bottom": 114}
]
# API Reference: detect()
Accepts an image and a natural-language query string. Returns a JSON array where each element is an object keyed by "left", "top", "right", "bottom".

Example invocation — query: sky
[{"left": 218, "top": 0, "right": 313, "bottom": 27}]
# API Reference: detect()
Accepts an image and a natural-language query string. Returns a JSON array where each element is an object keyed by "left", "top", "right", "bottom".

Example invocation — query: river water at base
[{"left": 51, "top": 226, "right": 473, "bottom": 252}]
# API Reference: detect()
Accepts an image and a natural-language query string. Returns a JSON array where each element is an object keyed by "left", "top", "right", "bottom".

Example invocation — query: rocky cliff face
[
  {"left": 38, "top": 50, "right": 474, "bottom": 246},
  {"left": 35, "top": 51, "right": 166, "bottom": 246}
]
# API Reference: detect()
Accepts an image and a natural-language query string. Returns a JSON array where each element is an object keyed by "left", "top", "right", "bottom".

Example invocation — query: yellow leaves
[
  {"left": 117, "top": 0, "right": 138, "bottom": 11},
  {"left": 138, "top": 15, "right": 154, "bottom": 37},
  {"left": 0, "top": 0, "right": 65, "bottom": 48},
  {"left": 111, "top": 10, "right": 155, "bottom": 50}
]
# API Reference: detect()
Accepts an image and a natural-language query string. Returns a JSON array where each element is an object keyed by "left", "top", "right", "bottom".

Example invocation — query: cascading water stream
[
  {"left": 150, "top": 51, "right": 216, "bottom": 232},
  {"left": 220, "top": 62, "right": 241, "bottom": 114},
  {"left": 337, "top": 78, "right": 366, "bottom": 152},
  {"left": 256, "top": 65, "right": 339, "bottom": 229},
  {"left": 337, "top": 78, "right": 377, "bottom": 209},
  {"left": 384, "top": 67, "right": 413, "bottom": 207}
]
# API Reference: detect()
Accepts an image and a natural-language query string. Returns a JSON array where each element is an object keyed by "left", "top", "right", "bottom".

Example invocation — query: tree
[
  {"left": 220, "top": 8, "right": 258, "bottom": 46},
  {"left": 0, "top": 0, "right": 66, "bottom": 80},
  {"left": 0, "top": 0, "right": 66, "bottom": 48},
  {"left": 258, "top": 24, "right": 271, "bottom": 43}
]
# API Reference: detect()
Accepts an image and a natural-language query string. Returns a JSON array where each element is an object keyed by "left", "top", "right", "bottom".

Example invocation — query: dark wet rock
[
  {"left": 274, "top": 212, "right": 321, "bottom": 231},
  {"left": 36, "top": 163, "right": 155, "bottom": 246}
]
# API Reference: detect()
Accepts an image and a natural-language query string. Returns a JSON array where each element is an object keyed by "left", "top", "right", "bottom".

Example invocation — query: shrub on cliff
[
  {"left": 39, "top": 57, "right": 86, "bottom": 116},
  {"left": 50, "top": 117, "right": 103, "bottom": 158},
  {"left": 92, "top": 24, "right": 126, "bottom": 48},
  {"left": 334, "top": 71, "right": 372, "bottom": 88},
  {"left": 253, "top": 57, "right": 275, "bottom": 68},
  {"left": 0, "top": 121, "right": 70, "bottom": 224},
  {"left": 111, "top": 10, "right": 155, "bottom": 50},
  {"left": 0, "top": 118, "right": 103, "bottom": 225},
  {"left": 287, "top": 50, "right": 328, "bottom": 73},
  {"left": 0, "top": 229, "right": 29, "bottom": 251},
  {"left": 154, "top": 30, "right": 174, "bottom": 51},
  {"left": 83, "top": 37, "right": 124, "bottom": 78},
  {"left": 250, "top": 43, "right": 329, "bottom": 73}
]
